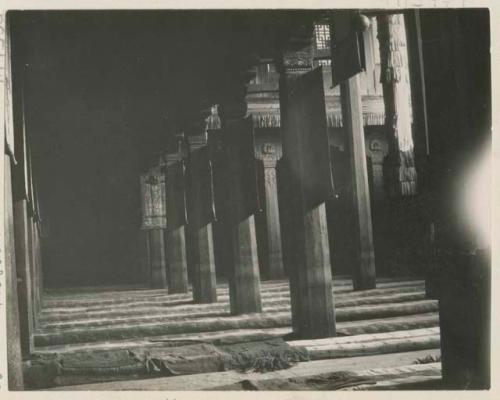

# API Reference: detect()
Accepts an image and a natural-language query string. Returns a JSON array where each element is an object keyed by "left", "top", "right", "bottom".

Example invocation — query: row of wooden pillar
[
  {"left": 4, "top": 161, "right": 45, "bottom": 389},
  {"left": 3, "top": 14, "right": 46, "bottom": 386},
  {"left": 138, "top": 17, "right": 386, "bottom": 340}
]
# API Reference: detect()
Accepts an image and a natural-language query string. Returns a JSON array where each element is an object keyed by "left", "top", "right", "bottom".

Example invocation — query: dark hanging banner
[
  {"left": 208, "top": 130, "right": 231, "bottom": 221},
  {"left": 330, "top": 11, "right": 366, "bottom": 87},
  {"left": 186, "top": 145, "right": 216, "bottom": 230},
  {"left": 281, "top": 67, "right": 334, "bottom": 212},
  {"left": 165, "top": 160, "right": 188, "bottom": 230},
  {"left": 223, "top": 116, "right": 261, "bottom": 224},
  {"left": 4, "top": 18, "right": 16, "bottom": 160}
]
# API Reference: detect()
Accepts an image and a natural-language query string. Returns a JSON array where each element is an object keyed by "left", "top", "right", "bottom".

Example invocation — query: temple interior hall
[{"left": 1, "top": 8, "right": 491, "bottom": 391}]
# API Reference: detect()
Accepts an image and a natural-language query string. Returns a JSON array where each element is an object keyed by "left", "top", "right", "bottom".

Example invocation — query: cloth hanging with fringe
[{"left": 377, "top": 14, "right": 417, "bottom": 196}]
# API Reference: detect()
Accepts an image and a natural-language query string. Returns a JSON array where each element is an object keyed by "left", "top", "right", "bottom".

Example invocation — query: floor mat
[
  {"left": 210, "top": 371, "right": 377, "bottom": 390},
  {"left": 218, "top": 337, "right": 309, "bottom": 373}
]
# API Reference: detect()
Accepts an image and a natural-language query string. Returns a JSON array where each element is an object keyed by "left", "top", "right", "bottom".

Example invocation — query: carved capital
[
  {"left": 254, "top": 132, "right": 283, "bottom": 168},
  {"left": 366, "top": 131, "right": 389, "bottom": 165},
  {"left": 256, "top": 142, "right": 282, "bottom": 168}
]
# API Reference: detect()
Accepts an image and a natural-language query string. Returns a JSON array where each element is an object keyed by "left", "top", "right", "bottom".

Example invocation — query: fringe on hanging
[
  {"left": 207, "top": 105, "right": 387, "bottom": 130},
  {"left": 252, "top": 113, "right": 281, "bottom": 128},
  {"left": 377, "top": 9, "right": 417, "bottom": 199},
  {"left": 214, "top": 112, "right": 387, "bottom": 129},
  {"left": 397, "top": 149, "right": 417, "bottom": 196},
  {"left": 400, "top": 180, "right": 417, "bottom": 196},
  {"left": 326, "top": 112, "right": 385, "bottom": 128},
  {"left": 378, "top": 14, "right": 410, "bottom": 85}
]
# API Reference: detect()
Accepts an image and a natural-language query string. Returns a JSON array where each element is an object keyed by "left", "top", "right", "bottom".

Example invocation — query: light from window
[{"left": 315, "top": 24, "right": 330, "bottom": 50}]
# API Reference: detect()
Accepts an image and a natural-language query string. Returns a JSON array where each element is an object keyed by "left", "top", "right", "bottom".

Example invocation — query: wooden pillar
[
  {"left": 4, "top": 156, "right": 25, "bottom": 389},
  {"left": 219, "top": 114, "right": 263, "bottom": 315},
  {"left": 33, "top": 220, "right": 44, "bottom": 313},
  {"left": 140, "top": 169, "right": 168, "bottom": 289},
  {"left": 439, "top": 250, "right": 490, "bottom": 389},
  {"left": 330, "top": 12, "right": 377, "bottom": 290},
  {"left": 139, "top": 229, "right": 151, "bottom": 285},
  {"left": 255, "top": 135, "right": 285, "bottom": 279},
  {"left": 185, "top": 133, "right": 217, "bottom": 303},
  {"left": 192, "top": 222, "right": 217, "bottom": 302},
  {"left": 166, "top": 225, "right": 188, "bottom": 293},
  {"left": 339, "top": 77, "right": 377, "bottom": 290},
  {"left": 414, "top": 10, "right": 491, "bottom": 388},
  {"left": 208, "top": 129, "right": 235, "bottom": 281},
  {"left": 165, "top": 150, "right": 189, "bottom": 294},
  {"left": 404, "top": 10, "right": 435, "bottom": 298},
  {"left": 148, "top": 229, "right": 167, "bottom": 289},
  {"left": 26, "top": 216, "right": 39, "bottom": 328},
  {"left": 3, "top": 16, "right": 25, "bottom": 388},
  {"left": 278, "top": 27, "right": 336, "bottom": 338},
  {"left": 13, "top": 199, "right": 35, "bottom": 358}
]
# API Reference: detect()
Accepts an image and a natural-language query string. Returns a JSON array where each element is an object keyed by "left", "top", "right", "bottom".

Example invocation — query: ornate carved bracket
[
  {"left": 366, "top": 130, "right": 389, "bottom": 165},
  {"left": 254, "top": 132, "right": 283, "bottom": 169}
]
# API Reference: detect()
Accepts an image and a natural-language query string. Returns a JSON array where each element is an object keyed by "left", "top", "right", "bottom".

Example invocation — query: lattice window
[{"left": 314, "top": 24, "right": 330, "bottom": 51}]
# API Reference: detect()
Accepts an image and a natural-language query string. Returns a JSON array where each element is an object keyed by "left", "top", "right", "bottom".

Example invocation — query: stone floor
[{"left": 32, "top": 277, "right": 442, "bottom": 390}]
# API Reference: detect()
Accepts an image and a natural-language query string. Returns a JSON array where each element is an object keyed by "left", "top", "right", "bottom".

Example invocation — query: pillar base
[
  {"left": 439, "top": 250, "right": 490, "bottom": 389},
  {"left": 290, "top": 203, "right": 336, "bottom": 339}
]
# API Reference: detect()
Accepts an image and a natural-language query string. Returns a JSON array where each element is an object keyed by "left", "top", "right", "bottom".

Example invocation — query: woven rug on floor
[
  {"left": 29, "top": 337, "right": 311, "bottom": 389},
  {"left": 209, "top": 371, "right": 377, "bottom": 390},
  {"left": 217, "top": 337, "right": 310, "bottom": 373}
]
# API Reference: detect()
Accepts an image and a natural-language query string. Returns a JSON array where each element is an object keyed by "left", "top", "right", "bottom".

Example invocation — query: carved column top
[
  {"left": 366, "top": 131, "right": 389, "bottom": 164},
  {"left": 255, "top": 135, "right": 283, "bottom": 168}
]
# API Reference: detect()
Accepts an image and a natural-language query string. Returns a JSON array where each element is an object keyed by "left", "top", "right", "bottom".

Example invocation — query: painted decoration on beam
[{"left": 140, "top": 168, "right": 167, "bottom": 229}]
